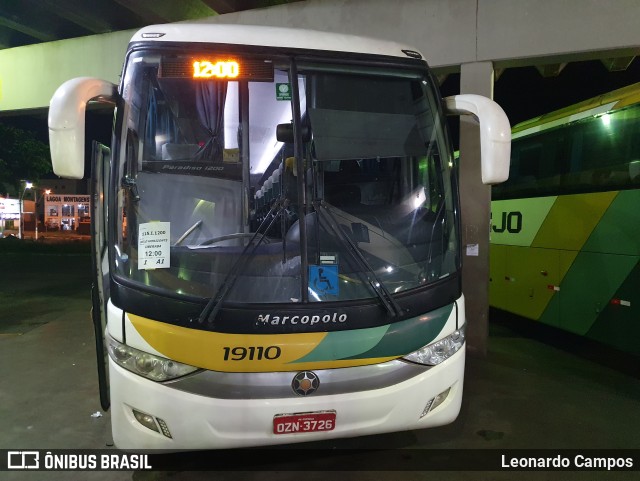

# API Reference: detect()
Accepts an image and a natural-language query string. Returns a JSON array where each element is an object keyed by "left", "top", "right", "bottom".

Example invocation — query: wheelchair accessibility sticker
[{"left": 309, "top": 265, "right": 339, "bottom": 296}]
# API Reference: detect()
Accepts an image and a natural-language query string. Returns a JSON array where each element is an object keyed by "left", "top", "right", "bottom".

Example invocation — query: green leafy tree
[{"left": 0, "top": 123, "right": 52, "bottom": 196}]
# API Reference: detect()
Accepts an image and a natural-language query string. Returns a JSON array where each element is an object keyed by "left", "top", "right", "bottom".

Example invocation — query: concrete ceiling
[{"left": 0, "top": 0, "right": 302, "bottom": 50}]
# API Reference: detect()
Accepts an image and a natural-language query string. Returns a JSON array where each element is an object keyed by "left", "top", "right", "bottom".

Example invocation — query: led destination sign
[
  {"left": 193, "top": 60, "right": 239, "bottom": 79},
  {"left": 160, "top": 57, "right": 274, "bottom": 81}
]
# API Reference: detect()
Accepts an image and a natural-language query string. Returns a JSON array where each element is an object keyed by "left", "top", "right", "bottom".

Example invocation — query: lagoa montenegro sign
[{"left": 45, "top": 195, "right": 90, "bottom": 203}]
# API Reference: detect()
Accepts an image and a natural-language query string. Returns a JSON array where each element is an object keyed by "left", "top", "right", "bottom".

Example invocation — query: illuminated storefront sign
[
  {"left": 45, "top": 195, "right": 91, "bottom": 204},
  {"left": 0, "top": 198, "right": 20, "bottom": 220},
  {"left": 44, "top": 194, "right": 91, "bottom": 231}
]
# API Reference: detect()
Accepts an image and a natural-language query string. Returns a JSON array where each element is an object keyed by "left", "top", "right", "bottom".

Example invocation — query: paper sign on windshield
[{"left": 138, "top": 222, "right": 171, "bottom": 270}]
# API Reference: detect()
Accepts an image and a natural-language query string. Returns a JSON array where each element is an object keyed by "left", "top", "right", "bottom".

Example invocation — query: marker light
[
  {"left": 420, "top": 387, "right": 452, "bottom": 418},
  {"left": 156, "top": 417, "right": 173, "bottom": 438},
  {"left": 107, "top": 335, "right": 199, "bottom": 381},
  {"left": 402, "top": 325, "right": 466, "bottom": 366}
]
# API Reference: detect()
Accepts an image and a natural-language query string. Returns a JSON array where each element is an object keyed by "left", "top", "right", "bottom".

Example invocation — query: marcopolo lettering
[
  {"left": 257, "top": 313, "right": 348, "bottom": 326},
  {"left": 492, "top": 211, "right": 522, "bottom": 234}
]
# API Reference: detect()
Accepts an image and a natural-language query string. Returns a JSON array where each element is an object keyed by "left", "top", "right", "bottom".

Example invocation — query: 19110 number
[{"left": 223, "top": 346, "right": 281, "bottom": 361}]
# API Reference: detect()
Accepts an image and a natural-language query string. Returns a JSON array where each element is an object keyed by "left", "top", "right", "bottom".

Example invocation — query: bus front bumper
[{"left": 108, "top": 348, "right": 465, "bottom": 450}]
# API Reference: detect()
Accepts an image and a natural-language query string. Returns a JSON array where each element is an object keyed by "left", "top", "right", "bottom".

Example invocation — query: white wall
[
  {"left": 198, "top": 0, "right": 640, "bottom": 67},
  {"left": 195, "top": 0, "right": 478, "bottom": 69},
  {"left": 477, "top": 0, "right": 640, "bottom": 65},
  {"left": 0, "top": 0, "right": 638, "bottom": 112},
  {"left": 0, "top": 30, "right": 133, "bottom": 112}
]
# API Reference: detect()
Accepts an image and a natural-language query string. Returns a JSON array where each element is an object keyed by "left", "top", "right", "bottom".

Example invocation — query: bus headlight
[
  {"left": 107, "top": 335, "right": 199, "bottom": 381},
  {"left": 402, "top": 325, "right": 466, "bottom": 366}
]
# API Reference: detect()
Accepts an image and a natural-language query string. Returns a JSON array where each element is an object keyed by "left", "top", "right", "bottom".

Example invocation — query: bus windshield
[{"left": 113, "top": 49, "right": 458, "bottom": 306}]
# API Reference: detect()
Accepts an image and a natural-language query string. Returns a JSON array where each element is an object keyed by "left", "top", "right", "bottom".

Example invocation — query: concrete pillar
[{"left": 458, "top": 61, "right": 495, "bottom": 357}]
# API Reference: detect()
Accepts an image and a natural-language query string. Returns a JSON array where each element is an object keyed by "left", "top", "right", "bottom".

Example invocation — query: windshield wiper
[
  {"left": 427, "top": 199, "right": 446, "bottom": 266},
  {"left": 174, "top": 220, "right": 203, "bottom": 246},
  {"left": 197, "top": 197, "right": 288, "bottom": 324},
  {"left": 314, "top": 200, "right": 403, "bottom": 319}
]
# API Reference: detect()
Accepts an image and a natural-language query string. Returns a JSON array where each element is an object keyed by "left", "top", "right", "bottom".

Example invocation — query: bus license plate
[{"left": 273, "top": 411, "right": 336, "bottom": 434}]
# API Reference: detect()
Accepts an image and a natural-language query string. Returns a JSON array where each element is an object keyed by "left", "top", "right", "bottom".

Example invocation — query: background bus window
[{"left": 494, "top": 103, "right": 640, "bottom": 200}]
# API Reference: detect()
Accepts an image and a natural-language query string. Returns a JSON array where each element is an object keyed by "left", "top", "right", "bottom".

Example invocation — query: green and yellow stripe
[
  {"left": 490, "top": 190, "right": 640, "bottom": 354},
  {"left": 128, "top": 303, "right": 453, "bottom": 372}
]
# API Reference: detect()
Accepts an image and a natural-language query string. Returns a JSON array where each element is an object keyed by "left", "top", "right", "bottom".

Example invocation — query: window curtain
[
  {"left": 196, "top": 81, "right": 228, "bottom": 162},
  {"left": 145, "top": 84, "right": 179, "bottom": 160},
  {"left": 144, "top": 85, "right": 158, "bottom": 159}
]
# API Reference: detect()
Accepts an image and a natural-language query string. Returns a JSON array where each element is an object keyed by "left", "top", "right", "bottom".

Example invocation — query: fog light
[
  {"left": 431, "top": 387, "right": 451, "bottom": 411},
  {"left": 132, "top": 409, "right": 159, "bottom": 433},
  {"left": 420, "top": 387, "right": 451, "bottom": 418}
]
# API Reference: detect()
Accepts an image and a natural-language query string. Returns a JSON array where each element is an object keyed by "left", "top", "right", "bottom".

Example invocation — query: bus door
[{"left": 91, "top": 141, "right": 111, "bottom": 411}]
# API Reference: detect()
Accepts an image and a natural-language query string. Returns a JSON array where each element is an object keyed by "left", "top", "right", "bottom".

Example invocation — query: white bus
[{"left": 48, "top": 23, "right": 510, "bottom": 450}]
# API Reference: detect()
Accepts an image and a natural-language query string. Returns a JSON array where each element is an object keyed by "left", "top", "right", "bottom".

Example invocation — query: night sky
[{"left": 442, "top": 57, "right": 640, "bottom": 127}]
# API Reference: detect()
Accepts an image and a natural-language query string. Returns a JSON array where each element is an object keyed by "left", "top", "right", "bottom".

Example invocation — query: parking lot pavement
[{"left": 1, "top": 244, "right": 639, "bottom": 481}]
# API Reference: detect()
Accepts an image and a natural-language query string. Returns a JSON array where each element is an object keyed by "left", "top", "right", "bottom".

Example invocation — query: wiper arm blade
[
  {"left": 367, "top": 279, "right": 402, "bottom": 319},
  {"left": 174, "top": 220, "right": 203, "bottom": 246},
  {"left": 315, "top": 200, "right": 403, "bottom": 319},
  {"left": 427, "top": 199, "right": 446, "bottom": 264},
  {"left": 197, "top": 197, "right": 286, "bottom": 324}
]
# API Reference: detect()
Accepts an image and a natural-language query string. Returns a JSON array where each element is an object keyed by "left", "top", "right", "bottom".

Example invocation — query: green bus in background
[{"left": 490, "top": 83, "right": 640, "bottom": 358}]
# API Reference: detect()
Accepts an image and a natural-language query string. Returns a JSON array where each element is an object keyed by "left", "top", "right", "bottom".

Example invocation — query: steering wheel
[{"left": 199, "top": 233, "right": 270, "bottom": 246}]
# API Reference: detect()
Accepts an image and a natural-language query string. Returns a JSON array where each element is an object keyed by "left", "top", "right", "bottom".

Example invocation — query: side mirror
[
  {"left": 48, "top": 77, "right": 117, "bottom": 179},
  {"left": 444, "top": 94, "right": 511, "bottom": 185},
  {"left": 276, "top": 123, "right": 311, "bottom": 143}
]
